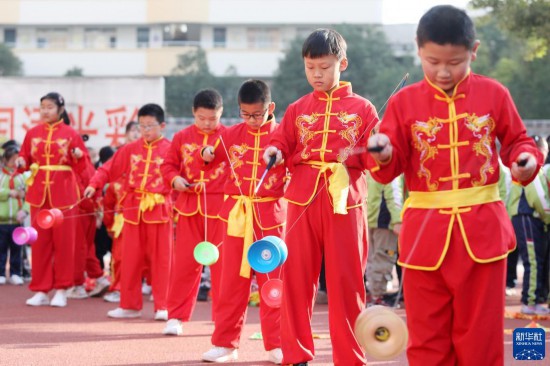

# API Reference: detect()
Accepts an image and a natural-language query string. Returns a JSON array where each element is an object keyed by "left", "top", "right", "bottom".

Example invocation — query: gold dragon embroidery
[
  {"left": 228, "top": 144, "right": 249, "bottom": 186},
  {"left": 150, "top": 156, "right": 164, "bottom": 188},
  {"left": 55, "top": 138, "right": 70, "bottom": 164},
  {"left": 209, "top": 161, "right": 227, "bottom": 180},
  {"left": 181, "top": 143, "right": 200, "bottom": 180},
  {"left": 296, "top": 113, "right": 319, "bottom": 159},
  {"left": 129, "top": 154, "right": 142, "bottom": 185},
  {"left": 336, "top": 111, "right": 363, "bottom": 162},
  {"left": 464, "top": 114, "right": 495, "bottom": 186},
  {"left": 263, "top": 175, "right": 278, "bottom": 190},
  {"left": 30, "top": 137, "right": 42, "bottom": 158},
  {"left": 412, "top": 118, "right": 443, "bottom": 191}
]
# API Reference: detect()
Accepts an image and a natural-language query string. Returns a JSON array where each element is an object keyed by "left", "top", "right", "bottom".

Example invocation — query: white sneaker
[
  {"left": 26, "top": 292, "right": 50, "bottom": 306},
  {"left": 107, "top": 307, "right": 141, "bottom": 318},
  {"left": 202, "top": 347, "right": 238, "bottom": 363},
  {"left": 163, "top": 318, "right": 183, "bottom": 335},
  {"left": 535, "top": 304, "right": 550, "bottom": 315},
  {"left": 89, "top": 276, "right": 111, "bottom": 297},
  {"left": 67, "top": 285, "right": 88, "bottom": 299},
  {"left": 9, "top": 274, "right": 24, "bottom": 285},
  {"left": 141, "top": 283, "right": 152, "bottom": 295},
  {"left": 0, "top": 276, "right": 6, "bottom": 285},
  {"left": 268, "top": 348, "right": 283, "bottom": 364},
  {"left": 154, "top": 309, "right": 168, "bottom": 321},
  {"left": 50, "top": 289, "right": 67, "bottom": 307},
  {"left": 103, "top": 291, "right": 120, "bottom": 303}
]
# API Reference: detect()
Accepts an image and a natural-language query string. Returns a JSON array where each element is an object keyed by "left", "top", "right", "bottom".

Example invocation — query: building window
[
  {"left": 246, "top": 28, "right": 280, "bottom": 49},
  {"left": 163, "top": 23, "right": 200, "bottom": 46},
  {"left": 84, "top": 28, "right": 117, "bottom": 49},
  {"left": 213, "top": 27, "right": 226, "bottom": 48},
  {"left": 36, "top": 28, "right": 69, "bottom": 49},
  {"left": 137, "top": 27, "right": 150, "bottom": 48},
  {"left": 4, "top": 28, "right": 16, "bottom": 47}
]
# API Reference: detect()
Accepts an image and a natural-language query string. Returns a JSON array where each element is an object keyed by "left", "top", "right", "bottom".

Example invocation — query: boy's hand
[
  {"left": 15, "top": 157, "right": 26, "bottom": 169},
  {"left": 511, "top": 152, "right": 537, "bottom": 182},
  {"left": 172, "top": 176, "right": 190, "bottom": 192},
  {"left": 201, "top": 146, "right": 215, "bottom": 163},
  {"left": 367, "top": 133, "right": 392, "bottom": 163},
  {"left": 72, "top": 147, "right": 83, "bottom": 159},
  {"left": 83, "top": 186, "right": 96, "bottom": 199},
  {"left": 263, "top": 146, "right": 282, "bottom": 166},
  {"left": 16, "top": 210, "right": 28, "bottom": 224}
]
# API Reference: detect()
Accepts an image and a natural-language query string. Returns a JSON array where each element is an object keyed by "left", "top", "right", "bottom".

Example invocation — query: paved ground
[{"left": 0, "top": 284, "right": 548, "bottom": 365}]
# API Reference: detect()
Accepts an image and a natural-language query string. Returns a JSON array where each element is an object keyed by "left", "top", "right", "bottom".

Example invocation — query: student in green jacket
[{"left": 0, "top": 145, "right": 29, "bottom": 285}]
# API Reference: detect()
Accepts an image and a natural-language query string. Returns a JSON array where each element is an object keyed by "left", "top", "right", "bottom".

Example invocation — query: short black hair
[
  {"left": 238, "top": 79, "right": 271, "bottom": 105},
  {"left": 193, "top": 89, "right": 223, "bottom": 110},
  {"left": 99, "top": 145, "right": 115, "bottom": 164},
  {"left": 138, "top": 103, "right": 165, "bottom": 123},
  {"left": 2, "top": 145, "right": 19, "bottom": 161},
  {"left": 302, "top": 28, "right": 347, "bottom": 60},
  {"left": 417, "top": 5, "right": 476, "bottom": 49},
  {"left": 1, "top": 139, "right": 19, "bottom": 150}
]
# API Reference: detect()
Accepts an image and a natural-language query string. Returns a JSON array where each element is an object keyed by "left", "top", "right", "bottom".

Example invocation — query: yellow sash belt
[
  {"left": 111, "top": 213, "right": 124, "bottom": 238},
  {"left": 137, "top": 190, "right": 165, "bottom": 212},
  {"left": 305, "top": 161, "right": 350, "bottom": 214},
  {"left": 26, "top": 163, "right": 72, "bottom": 186},
  {"left": 404, "top": 183, "right": 501, "bottom": 212},
  {"left": 227, "top": 195, "right": 277, "bottom": 278}
]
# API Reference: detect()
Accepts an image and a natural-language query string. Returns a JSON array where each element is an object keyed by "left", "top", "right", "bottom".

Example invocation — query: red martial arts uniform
[
  {"left": 369, "top": 72, "right": 542, "bottom": 365},
  {"left": 88, "top": 136, "right": 173, "bottom": 312},
  {"left": 208, "top": 117, "right": 286, "bottom": 352},
  {"left": 19, "top": 120, "right": 91, "bottom": 292},
  {"left": 161, "top": 124, "right": 227, "bottom": 322},
  {"left": 74, "top": 160, "right": 103, "bottom": 287},
  {"left": 102, "top": 179, "right": 125, "bottom": 292},
  {"left": 269, "top": 82, "right": 378, "bottom": 365}
]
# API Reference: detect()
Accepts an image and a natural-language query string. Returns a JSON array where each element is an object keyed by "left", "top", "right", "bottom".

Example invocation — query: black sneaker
[{"left": 197, "top": 287, "right": 209, "bottom": 301}]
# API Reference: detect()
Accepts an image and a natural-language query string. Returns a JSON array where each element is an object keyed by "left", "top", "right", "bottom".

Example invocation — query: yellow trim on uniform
[
  {"left": 304, "top": 161, "right": 349, "bottom": 214},
  {"left": 26, "top": 163, "right": 72, "bottom": 186},
  {"left": 226, "top": 195, "right": 278, "bottom": 279}
]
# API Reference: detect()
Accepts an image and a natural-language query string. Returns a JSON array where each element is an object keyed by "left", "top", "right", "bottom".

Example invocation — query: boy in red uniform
[
  {"left": 84, "top": 104, "right": 173, "bottom": 320},
  {"left": 160, "top": 89, "right": 227, "bottom": 335},
  {"left": 367, "top": 6, "right": 542, "bottom": 365},
  {"left": 201, "top": 80, "right": 285, "bottom": 364},
  {"left": 17, "top": 92, "right": 91, "bottom": 308},
  {"left": 264, "top": 29, "right": 378, "bottom": 365}
]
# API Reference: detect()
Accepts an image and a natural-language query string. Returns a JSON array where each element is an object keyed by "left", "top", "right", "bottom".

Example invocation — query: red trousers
[
  {"left": 211, "top": 224, "right": 283, "bottom": 351},
  {"left": 74, "top": 214, "right": 103, "bottom": 285},
  {"left": 281, "top": 192, "right": 368, "bottom": 366},
  {"left": 167, "top": 213, "right": 224, "bottom": 321},
  {"left": 120, "top": 220, "right": 172, "bottom": 311},
  {"left": 403, "top": 223, "right": 506, "bottom": 366},
  {"left": 109, "top": 235, "right": 122, "bottom": 291},
  {"left": 29, "top": 204, "right": 77, "bottom": 292}
]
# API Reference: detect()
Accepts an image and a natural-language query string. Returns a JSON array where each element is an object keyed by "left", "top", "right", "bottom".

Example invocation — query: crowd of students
[{"left": 1, "top": 5, "right": 547, "bottom": 366}]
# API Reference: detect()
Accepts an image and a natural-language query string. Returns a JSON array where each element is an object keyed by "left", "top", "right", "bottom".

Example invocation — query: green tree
[
  {"left": 0, "top": 43, "right": 22, "bottom": 76},
  {"left": 271, "top": 24, "right": 422, "bottom": 118},
  {"left": 65, "top": 66, "right": 84, "bottom": 77},
  {"left": 165, "top": 48, "right": 246, "bottom": 118},
  {"left": 471, "top": 0, "right": 550, "bottom": 59}
]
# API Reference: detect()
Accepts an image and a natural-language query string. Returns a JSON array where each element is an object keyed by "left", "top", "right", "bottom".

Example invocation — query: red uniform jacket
[
  {"left": 210, "top": 118, "right": 287, "bottom": 229},
  {"left": 161, "top": 124, "right": 228, "bottom": 218},
  {"left": 19, "top": 120, "right": 91, "bottom": 208},
  {"left": 369, "top": 72, "right": 542, "bottom": 269},
  {"left": 89, "top": 137, "right": 172, "bottom": 225},
  {"left": 269, "top": 81, "right": 378, "bottom": 211}
]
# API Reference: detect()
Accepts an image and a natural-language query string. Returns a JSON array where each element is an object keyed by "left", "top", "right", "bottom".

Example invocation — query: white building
[{"left": 0, "top": 0, "right": 416, "bottom": 77}]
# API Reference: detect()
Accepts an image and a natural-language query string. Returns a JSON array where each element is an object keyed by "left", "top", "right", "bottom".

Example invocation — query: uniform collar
[{"left": 313, "top": 81, "right": 353, "bottom": 100}]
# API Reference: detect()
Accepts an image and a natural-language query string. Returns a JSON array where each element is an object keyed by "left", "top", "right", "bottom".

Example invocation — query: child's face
[
  {"left": 418, "top": 41, "right": 479, "bottom": 95},
  {"left": 193, "top": 107, "right": 222, "bottom": 134},
  {"left": 138, "top": 115, "right": 165, "bottom": 142},
  {"left": 126, "top": 125, "right": 141, "bottom": 143},
  {"left": 40, "top": 99, "right": 63, "bottom": 124},
  {"left": 304, "top": 54, "right": 348, "bottom": 93},
  {"left": 240, "top": 102, "right": 274, "bottom": 130},
  {"left": 6, "top": 154, "right": 18, "bottom": 169}
]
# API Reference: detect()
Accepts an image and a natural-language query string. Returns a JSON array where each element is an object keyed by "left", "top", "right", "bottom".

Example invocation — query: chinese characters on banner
[{"left": 3, "top": 104, "right": 139, "bottom": 149}]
